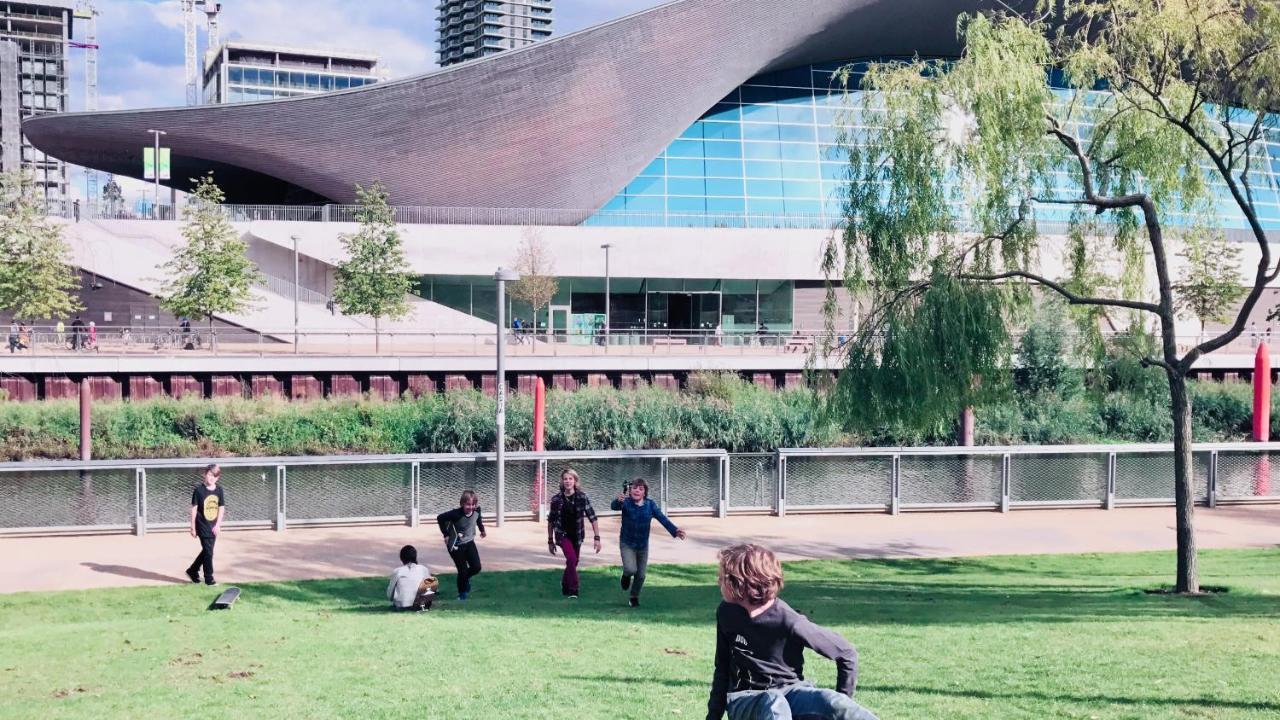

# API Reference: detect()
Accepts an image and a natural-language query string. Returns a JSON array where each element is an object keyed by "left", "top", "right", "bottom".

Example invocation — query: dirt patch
[{"left": 52, "top": 687, "right": 88, "bottom": 699}]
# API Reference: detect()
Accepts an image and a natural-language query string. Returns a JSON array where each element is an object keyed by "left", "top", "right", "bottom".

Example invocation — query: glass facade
[
  {"left": 593, "top": 61, "right": 1280, "bottom": 231},
  {"left": 420, "top": 275, "right": 793, "bottom": 333},
  {"left": 211, "top": 64, "right": 377, "bottom": 104}
]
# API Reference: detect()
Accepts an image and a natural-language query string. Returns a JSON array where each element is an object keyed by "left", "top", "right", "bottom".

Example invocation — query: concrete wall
[
  {"left": 244, "top": 234, "right": 335, "bottom": 297},
  {"left": 0, "top": 40, "right": 18, "bottom": 175},
  {"left": 0, "top": 270, "right": 244, "bottom": 331}
]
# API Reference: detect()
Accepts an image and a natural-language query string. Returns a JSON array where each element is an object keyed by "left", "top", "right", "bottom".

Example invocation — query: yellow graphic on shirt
[{"left": 202, "top": 494, "right": 220, "bottom": 522}]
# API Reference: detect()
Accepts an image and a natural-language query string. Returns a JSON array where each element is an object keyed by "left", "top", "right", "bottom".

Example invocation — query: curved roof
[{"left": 24, "top": 0, "right": 999, "bottom": 215}]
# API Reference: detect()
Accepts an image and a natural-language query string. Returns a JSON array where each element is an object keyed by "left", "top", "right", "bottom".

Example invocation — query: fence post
[
  {"left": 537, "top": 458, "right": 548, "bottom": 523},
  {"left": 275, "top": 465, "right": 287, "bottom": 531},
  {"left": 134, "top": 468, "right": 147, "bottom": 537},
  {"left": 1208, "top": 451, "right": 1218, "bottom": 509},
  {"left": 659, "top": 457, "right": 670, "bottom": 512},
  {"left": 776, "top": 452, "right": 787, "bottom": 517},
  {"left": 1106, "top": 452, "right": 1117, "bottom": 510},
  {"left": 409, "top": 461, "right": 420, "bottom": 527},
  {"left": 719, "top": 454, "right": 729, "bottom": 518},
  {"left": 1000, "top": 454, "right": 1011, "bottom": 513},
  {"left": 890, "top": 455, "right": 900, "bottom": 516}
]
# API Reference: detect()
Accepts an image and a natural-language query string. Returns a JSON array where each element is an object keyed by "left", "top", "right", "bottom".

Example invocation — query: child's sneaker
[
  {"left": 621, "top": 575, "right": 631, "bottom": 591},
  {"left": 457, "top": 592, "right": 469, "bottom": 601},
  {"left": 185, "top": 568, "right": 200, "bottom": 584},
  {"left": 629, "top": 597, "right": 639, "bottom": 608}
]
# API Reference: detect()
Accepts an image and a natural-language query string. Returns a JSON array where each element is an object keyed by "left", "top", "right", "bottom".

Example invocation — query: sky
[{"left": 72, "top": 0, "right": 670, "bottom": 112}]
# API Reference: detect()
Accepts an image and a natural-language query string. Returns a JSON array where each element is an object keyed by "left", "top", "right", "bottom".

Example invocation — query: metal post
[
  {"left": 1000, "top": 453, "right": 1011, "bottom": 513},
  {"left": 134, "top": 468, "right": 147, "bottom": 537},
  {"left": 719, "top": 454, "right": 729, "bottom": 518},
  {"left": 494, "top": 267, "right": 521, "bottom": 526},
  {"left": 890, "top": 455, "right": 900, "bottom": 515},
  {"left": 601, "top": 243, "right": 612, "bottom": 346},
  {"left": 275, "top": 465, "right": 287, "bottom": 531},
  {"left": 291, "top": 234, "right": 300, "bottom": 354},
  {"left": 776, "top": 452, "right": 787, "bottom": 517},
  {"left": 1106, "top": 452, "right": 1117, "bottom": 510},
  {"left": 146, "top": 129, "right": 166, "bottom": 218},
  {"left": 659, "top": 457, "right": 669, "bottom": 512},
  {"left": 1208, "top": 451, "right": 1218, "bottom": 508}
]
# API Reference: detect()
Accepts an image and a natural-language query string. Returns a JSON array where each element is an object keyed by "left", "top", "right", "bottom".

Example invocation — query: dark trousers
[
  {"left": 187, "top": 534, "right": 216, "bottom": 581},
  {"left": 448, "top": 540, "right": 482, "bottom": 594},
  {"left": 558, "top": 536, "right": 582, "bottom": 595}
]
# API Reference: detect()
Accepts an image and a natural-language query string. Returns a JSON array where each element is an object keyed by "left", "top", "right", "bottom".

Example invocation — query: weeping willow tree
[{"left": 825, "top": 0, "right": 1280, "bottom": 593}]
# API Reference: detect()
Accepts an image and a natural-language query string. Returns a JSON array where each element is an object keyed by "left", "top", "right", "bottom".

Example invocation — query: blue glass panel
[
  {"left": 707, "top": 197, "right": 746, "bottom": 213},
  {"left": 668, "top": 196, "right": 707, "bottom": 213},
  {"left": 668, "top": 158, "right": 705, "bottom": 177},
  {"left": 719, "top": 89, "right": 741, "bottom": 103},
  {"left": 778, "top": 124, "right": 816, "bottom": 143},
  {"left": 740, "top": 85, "right": 779, "bottom": 104},
  {"left": 742, "top": 123, "right": 780, "bottom": 141},
  {"left": 741, "top": 104, "right": 779, "bottom": 123},
  {"left": 625, "top": 195, "right": 664, "bottom": 212},
  {"left": 706, "top": 178, "right": 745, "bottom": 197},
  {"left": 668, "top": 177, "right": 707, "bottom": 196},
  {"left": 776, "top": 106, "right": 815, "bottom": 125},
  {"left": 228, "top": 66, "right": 243, "bottom": 83},
  {"left": 785, "top": 199, "right": 823, "bottom": 214},
  {"left": 702, "top": 122, "right": 741, "bottom": 140},
  {"left": 336, "top": 76, "right": 350, "bottom": 90},
  {"left": 780, "top": 143, "right": 819, "bottom": 162},
  {"left": 601, "top": 196, "right": 626, "bottom": 211},
  {"left": 680, "top": 124, "right": 704, "bottom": 139},
  {"left": 748, "top": 198, "right": 786, "bottom": 214},
  {"left": 668, "top": 139, "right": 704, "bottom": 157},
  {"left": 640, "top": 158, "right": 666, "bottom": 176},
  {"left": 816, "top": 125, "right": 841, "bottom": 143},
  {"left": 744, "top": 161, "right": 782, "bottom": 178},
  {"left": 781, "top": 162, "right": 818, "bottom": 180},
  {"left": 782, "top": 180, "right": 821, "bottom": 199},
  {"left": 701, "top": 103, "right": 741, "bottom": 121},
  {"left": 820, "top": 162, "right": 848, "bottom": 181},
  {"left": 743, "top": 142, "right": 782, "bottom": 160},
  {"left": 750, "top": 66, "right": 812, "bottom": 87},
  {"left": 705, "top": 159, "right": 743, "bottom": 177},
  {"left": 321, "top": 75, "right": 333, "bottom": 90},
  {"left": 747, "top": 179, "right": 785, "bottom": 197},
  {"left": 626, "top": 176, "right": 664, "bottom": 196},
  {"left": 704, "top": 140, "right": 742, "bottom": 159}
]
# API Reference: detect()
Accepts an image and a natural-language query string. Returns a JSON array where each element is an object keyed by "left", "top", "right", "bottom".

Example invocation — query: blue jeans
[{"left": 727, "top": 682, "right": 879, "bottom": 720}]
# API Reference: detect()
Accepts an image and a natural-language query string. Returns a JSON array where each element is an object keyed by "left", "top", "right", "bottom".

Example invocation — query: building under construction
[{"left": 0, "top": 0, "right": 75, "bottom": 203}]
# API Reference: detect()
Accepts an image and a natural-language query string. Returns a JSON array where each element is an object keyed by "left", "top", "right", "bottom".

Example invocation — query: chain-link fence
[{"left": 4, "top": 444, "right": 1279, "bottom": 536}]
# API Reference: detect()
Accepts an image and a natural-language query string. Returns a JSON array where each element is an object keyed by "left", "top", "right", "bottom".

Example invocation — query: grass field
[{"left": 1, "top": 550, "right": 1278, "bottom": 719}]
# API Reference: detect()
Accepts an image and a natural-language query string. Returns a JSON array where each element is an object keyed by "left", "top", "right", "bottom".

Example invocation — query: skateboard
[{"left": 212, "top": 587, "right": 241, "bottom": 609}]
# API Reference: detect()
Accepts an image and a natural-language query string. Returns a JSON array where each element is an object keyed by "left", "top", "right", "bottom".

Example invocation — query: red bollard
[
  {"left": 533, "top": 378, "right": 546, "bottom": 514},
  {"left": 1254, "top": 344, "right": 1271, "bottom": 496}
]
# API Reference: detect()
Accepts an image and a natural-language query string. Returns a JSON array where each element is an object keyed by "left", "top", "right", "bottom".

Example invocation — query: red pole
[
  {"left": 533, "top": 378, "right": 546, "bottom": 513},
  {"left": 79, "top": 378, "right": 92, "bottom": 461},
  {"left": 1254, "top": 344, "right": 1271, "bottom": 496}
]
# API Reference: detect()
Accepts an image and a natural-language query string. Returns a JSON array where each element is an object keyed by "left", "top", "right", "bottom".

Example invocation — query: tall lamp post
[
  {"left": 291, "top": 235, "right": 300, "bottom": 354},
  {"left": 494, "top": 267, "right": 521, "bottom": 526},
  {"left": 145, "top": 129, "right": 166, "bottom": 218},
  {"left": 600, "top": 243, "right": 612, "bottom": 344}
]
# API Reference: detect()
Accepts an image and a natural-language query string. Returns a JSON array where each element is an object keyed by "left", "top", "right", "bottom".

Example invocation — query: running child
[
  {"left": 610, "top": 478, "right": 686, "bottom": 607},
  {"left": 436, "top": 490, "right": 486, "bottom": 601},
  {"left": 185, "top": 464, "right": 226, "bottom": 586},
  {"left": 707, "top": 544, "right": 879, "bottom": 720},
  {"left": 547, "top": 468, "right": 600, "bottom": 598}
]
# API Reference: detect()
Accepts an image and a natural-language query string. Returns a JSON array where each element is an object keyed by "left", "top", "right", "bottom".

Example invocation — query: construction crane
[
  {"left": 183, "top": 1, "right": 222, "bottom": 106},
  {"left": 70, "top": 1, "right": 100, "bottom": 204}
]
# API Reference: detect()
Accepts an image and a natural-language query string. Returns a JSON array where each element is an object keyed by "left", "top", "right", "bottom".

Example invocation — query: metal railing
[
  {"left": 775, "top": 443, "right": 1280, "bottom": 515},
  {"left": 1, "top": 325, "right": 838, "bottom": 358},
  {"left": 2, "top": 444, "right": 1277, "bottom": 537}
]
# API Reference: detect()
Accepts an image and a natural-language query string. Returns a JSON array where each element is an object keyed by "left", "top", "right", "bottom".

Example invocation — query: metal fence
[
  {"left": 775, "top": 443, "right": 1280, "bottom": 514},
  {"left": 0, "top": 450, "right": 727, "bottom": 536},
  {"left": 3, "top": 444, "right": 1278, "bottom": 537}
]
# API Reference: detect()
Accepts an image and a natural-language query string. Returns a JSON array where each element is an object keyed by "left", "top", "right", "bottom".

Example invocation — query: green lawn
[{"left": 1, "top": 550, "right": 1278, "bottom": 719}]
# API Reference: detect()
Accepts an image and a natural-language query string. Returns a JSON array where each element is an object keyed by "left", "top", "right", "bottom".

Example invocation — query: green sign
[{"left": 143, "top": 147, "right": 171, "bottom": 180}]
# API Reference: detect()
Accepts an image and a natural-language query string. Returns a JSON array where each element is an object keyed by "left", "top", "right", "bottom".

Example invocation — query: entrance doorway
[
  {"left": 647, "top": 292, "right": 721, "bottom": 333},
  {"left": 548, "top": 305, "right": 570, "bottom": 337}
]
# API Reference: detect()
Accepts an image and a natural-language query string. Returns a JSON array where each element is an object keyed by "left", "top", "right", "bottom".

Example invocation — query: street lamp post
[
  {"left": 291, "top": 235, "right": 300, "bottom": 354},
  {"left": 145, "top": 129, "right": 166, "bottom": 218},
  {"left": 494, "top": 267, "right": 521, "bottom": 526},
  {"left": 600, "top": 243, "right": 612, "bottom": 346}
]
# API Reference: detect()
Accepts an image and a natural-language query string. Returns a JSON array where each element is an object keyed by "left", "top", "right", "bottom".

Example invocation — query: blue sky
[{"left": 75, "top": 0, "right": 669, "bottom": 111}]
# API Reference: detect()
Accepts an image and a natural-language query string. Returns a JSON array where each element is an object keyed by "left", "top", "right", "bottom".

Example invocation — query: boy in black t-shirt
[{"left": 186, "top": 464, "right": 226, "bottom": 586}]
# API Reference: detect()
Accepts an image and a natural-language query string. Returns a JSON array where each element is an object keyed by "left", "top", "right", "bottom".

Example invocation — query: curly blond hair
[{"left": 717, "top": 543, "right": 784, "bottom": 606}]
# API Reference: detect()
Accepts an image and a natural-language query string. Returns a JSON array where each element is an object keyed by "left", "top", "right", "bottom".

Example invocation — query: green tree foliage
[
  {"left": 0, "top": 171, "right": 83, "bottom": 320},
  {"left": 1174, "top": 229, "right": 1245, "bottom": 334},
  {"left": 158, "top": 174, "right": 261, "bottom": 330},
  {"left": 828, "top": 0, "right": 1280, "bottom": 592},
  {"left": 332, "top": 183, "right": 412, "bottom": 351}
]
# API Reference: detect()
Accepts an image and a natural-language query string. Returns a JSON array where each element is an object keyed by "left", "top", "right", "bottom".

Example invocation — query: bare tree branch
[{"left": 958, "top": 269, "right": 1163, "bottom": 314}]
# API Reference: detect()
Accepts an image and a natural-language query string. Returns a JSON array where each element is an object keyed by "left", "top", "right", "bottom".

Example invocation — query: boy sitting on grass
[
  {"left": 387, "top": 545, "right": 438, "bottom": 612},
  {"left": 707, "top": 544, "right": 879, "bottom": 720}
]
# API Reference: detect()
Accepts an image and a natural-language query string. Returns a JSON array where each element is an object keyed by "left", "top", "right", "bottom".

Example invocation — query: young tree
[
  {"left": 0, "top": 171, "right": 83, "bottom": 321},
  {"left": 827, "top": 0, "right": 1280, "bottom": 592},
  {"left": 1174, "top": 229, "right": 1245, "bottom": 338},
  {"left": 159, "top": 174, "right": 261, "bottom": 334},
  {"left": 509, "top": 226, "right": 559, "bottom": 346},
  {"left": 332, "top": 183, "right": 412, "bottom": 352}
]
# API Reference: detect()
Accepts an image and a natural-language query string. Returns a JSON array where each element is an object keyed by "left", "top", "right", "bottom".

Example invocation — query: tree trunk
[{"left": 1168, "top": 371, "right": 1200, "bottom": 593}]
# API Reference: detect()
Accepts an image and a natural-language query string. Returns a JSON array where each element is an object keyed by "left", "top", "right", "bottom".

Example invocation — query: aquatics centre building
[{"left": 13, "top": 0, "right": 1280, "bottom": 367}]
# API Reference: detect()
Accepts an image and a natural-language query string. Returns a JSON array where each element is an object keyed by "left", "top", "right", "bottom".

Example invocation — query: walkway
[{"left": 3, "top": 505, "right": 1278, "bottom": 593}]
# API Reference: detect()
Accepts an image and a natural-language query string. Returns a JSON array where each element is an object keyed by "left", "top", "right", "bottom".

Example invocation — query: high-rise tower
[{"left": 437, "top": 0, "right": 552, "bottom": 67}]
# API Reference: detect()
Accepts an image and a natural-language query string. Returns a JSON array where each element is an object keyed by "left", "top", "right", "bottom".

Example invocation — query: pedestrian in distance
[
  {"left": 17, "top": 322, "right": 30, "bottom": 351},
  {"left": 55, "top": 319, "right": 65, "bottom": 349},
  {"left": 86, "top": 321, "right": 97, "bottom": 351},
  {"left": 6, "top": 322, "right": 20, "bottom": 353},
  {"left": 70, "top": 315, "right": 84, "bottom": 350},
  {"left": 611, "top": 478, "right": 686, "bottom": 607},
  {"left": 387, "top": 544, "right": 438, "bottom": 612},
  {"left": 547, "top": 468, "right": 600, "bottom": 599},
  {"left": 706, "top": 544, "right": 879, "bottom": 720},
  {"left": 186, "top": 464, "right": 227, "bottom": 586},
  {"left": 437, "top": 490, "right": 486, "bottom": 601}
]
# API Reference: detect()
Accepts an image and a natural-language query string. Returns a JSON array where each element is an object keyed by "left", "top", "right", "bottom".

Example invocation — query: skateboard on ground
[{"left": 212, "top": 587, "right": 241, "bottom": 609}]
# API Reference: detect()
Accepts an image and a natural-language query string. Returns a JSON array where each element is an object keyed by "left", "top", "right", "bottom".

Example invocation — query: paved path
[{"left": 3, "top": 505, "right": 1278, "bottom": 594}]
